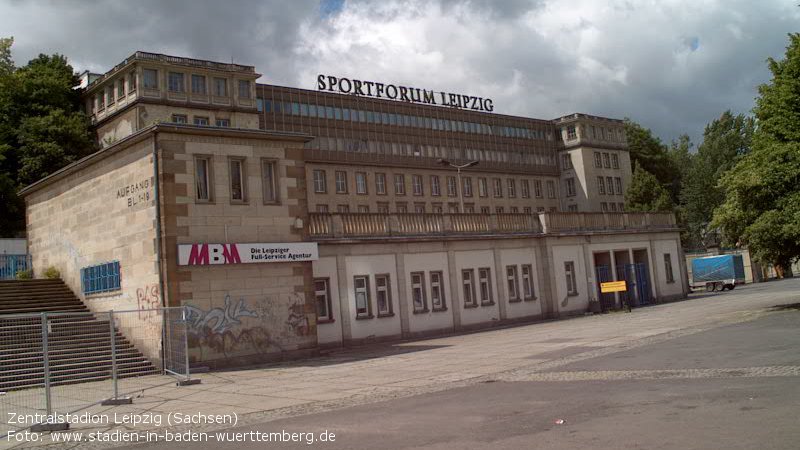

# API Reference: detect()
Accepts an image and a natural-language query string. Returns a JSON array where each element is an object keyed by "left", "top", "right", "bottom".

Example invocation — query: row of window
[
  {"left": 564, "top": 124, "right": 625, "bottom": 143},
  {"left": 597, "top": 177, "right": 624, "bottom": 196},
  {"left": 600, "top": 202, "right": 626, "bottom": 212},
  {"left": 594, "top": 152, "right": 620, "bottom": 169},
  {"left": 94, "top": 71, "right": 137, "bottom": 112},
  {"left": 317, "top": 203, "right": 557, "bottom": 214},
  {"left": 311, "top": 170, "right": 558, "bottom": 199},
  {"left": 172, "top": 114, "right": 230, "bottom": 127},
  {"left": 194, "top": 156, "right": 277, "bottom": 204},
  {"left": 259, "top": 98, "right": 554, "bottom": 142},
  {"left": 143, "top": 68, "right": 251, "bottom": 99}
]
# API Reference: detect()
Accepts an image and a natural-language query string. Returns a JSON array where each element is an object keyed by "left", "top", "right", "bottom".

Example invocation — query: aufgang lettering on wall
[
  {"left": 317, "top": 75, "right": 494, "bottom": 112},
  {"left": 178, "top": 243, "right": 319, "bottom": 266}
]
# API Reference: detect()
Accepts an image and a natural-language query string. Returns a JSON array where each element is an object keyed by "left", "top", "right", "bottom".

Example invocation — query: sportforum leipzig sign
[
  {"left": 317, "top": 75, "right": 494, "bottom": 112},
  {"left": 178, "top": 243, "right": 319, "bottom": 266}
]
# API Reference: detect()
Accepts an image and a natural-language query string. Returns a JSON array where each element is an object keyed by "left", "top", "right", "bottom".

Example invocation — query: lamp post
[{"left": 437, "top": 159, "right": 479, "bottom": 213}]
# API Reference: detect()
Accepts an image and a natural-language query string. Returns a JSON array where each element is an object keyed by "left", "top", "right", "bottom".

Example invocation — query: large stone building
[{"left": 21, "top": 52, "right": 687, "bottom": 368}]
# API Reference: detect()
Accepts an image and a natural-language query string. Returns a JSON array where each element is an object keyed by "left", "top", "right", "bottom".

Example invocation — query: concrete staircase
[{"left": 0, "top": 279, "right": 159, "bottom": 391}]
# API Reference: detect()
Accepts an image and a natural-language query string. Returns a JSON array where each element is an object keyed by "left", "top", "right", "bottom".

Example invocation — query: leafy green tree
[
  {"left": 712, "top": 33, "right": 800, "bottom": 274},
  {"left": 623, "top": 119, "right": 682, "bottom": 202},
  {"left": 625, "top": 161, "right": 674, "bottom": 212}
]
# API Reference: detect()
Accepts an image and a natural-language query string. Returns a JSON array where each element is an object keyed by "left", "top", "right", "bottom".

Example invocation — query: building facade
[{"left": 22, "top": 52, "right": 686, "bottom": 368}]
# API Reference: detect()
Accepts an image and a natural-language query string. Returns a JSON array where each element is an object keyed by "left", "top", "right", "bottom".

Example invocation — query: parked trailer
[{"left": 691, "top": 254, "right": 746, "bottom": 292}]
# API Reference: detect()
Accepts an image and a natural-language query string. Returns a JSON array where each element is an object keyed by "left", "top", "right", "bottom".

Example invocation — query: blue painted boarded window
[{"left": 81, "top": 261, "right": 121, "bottom": 294}]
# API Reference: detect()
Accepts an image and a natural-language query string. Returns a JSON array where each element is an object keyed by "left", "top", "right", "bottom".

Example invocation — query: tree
[
  {"left": 0, "top": 38, "right": 95, "bottom": 237},
  {"left": 625, "top": 161, "right": 674, "bottom": 212},
  {"left": 712, "top": 33, "right": 800, "bottom": 274},
  {"left": 623, "top": 119, "right": 682, "bottom": 203}
]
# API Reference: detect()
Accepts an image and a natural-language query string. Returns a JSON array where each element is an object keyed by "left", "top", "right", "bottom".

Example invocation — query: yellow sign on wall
[{"left": 600, "top": 280, "right": 627, "bottom": 293}]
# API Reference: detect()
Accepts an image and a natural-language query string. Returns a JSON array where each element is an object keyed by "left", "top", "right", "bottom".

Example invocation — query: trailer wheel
[
  {"left": 716, "top": 282, "right": 725, "bottom": 291},
  {"left": 705, "top": 282, "right": 715, "bottom": 292},
  {"left": 726, "top": 284, "right": 735, "bottom": 291}
]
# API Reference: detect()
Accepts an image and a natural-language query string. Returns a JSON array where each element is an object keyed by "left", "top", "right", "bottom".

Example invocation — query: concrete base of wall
[{"left": 194, "top": 347, "right": 320, "bottom": 371}]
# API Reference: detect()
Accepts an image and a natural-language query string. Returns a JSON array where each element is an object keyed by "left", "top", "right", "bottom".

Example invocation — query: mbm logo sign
[{"left": 177, "top": 242, "right": 318, "bottom": 266}]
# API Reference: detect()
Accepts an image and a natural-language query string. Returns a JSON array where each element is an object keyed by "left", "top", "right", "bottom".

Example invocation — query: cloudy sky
[{"left": 1, "top": 0, "right": 798, "bottom": 146}]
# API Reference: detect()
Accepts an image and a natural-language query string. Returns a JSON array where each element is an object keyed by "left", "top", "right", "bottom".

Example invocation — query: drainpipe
[{"left": 152, "top": 130, "right": 166, "bottom": 307}]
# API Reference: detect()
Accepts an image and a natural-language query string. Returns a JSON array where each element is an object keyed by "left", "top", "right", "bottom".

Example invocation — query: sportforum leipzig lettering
[
  {"left": 317, "top": 75, "right": 494, "bottom": 112},
  {"left": 177, "top": 243, "right": 319, "bottom": 266}
]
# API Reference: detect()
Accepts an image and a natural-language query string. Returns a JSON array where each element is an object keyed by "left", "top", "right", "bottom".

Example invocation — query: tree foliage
[
  {"left": 623, "top": 119, "right": 684, "bottom": 203},
  {"left": 712, "top": 33, "right": 800, "bottom": 270},
  {"left": 625, "top": 161, "right": 674, "bottom": 213},
  {"left": 0, "top": 38, "right": 95, "bottom": 237}
]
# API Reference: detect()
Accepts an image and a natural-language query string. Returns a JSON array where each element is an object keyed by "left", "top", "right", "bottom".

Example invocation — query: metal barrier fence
[
  {"left": 0, "top": 254, "right": 32, "bottom": 280},
  {"left": 0, "top": 307, "right": 193, "bottom": 438}
]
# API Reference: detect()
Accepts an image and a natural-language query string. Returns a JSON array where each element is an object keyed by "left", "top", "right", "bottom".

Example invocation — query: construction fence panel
[{"left": 0, "top": 313, "right": 46, "bottom": 438}]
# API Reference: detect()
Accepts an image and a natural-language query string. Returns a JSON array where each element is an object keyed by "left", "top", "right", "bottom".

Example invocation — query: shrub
[
  {"left": 43, "top": 266, "right": 61, "bottom": 279},
  {"left": 16, "top": 269, "right": 33, "bottom": 280}
]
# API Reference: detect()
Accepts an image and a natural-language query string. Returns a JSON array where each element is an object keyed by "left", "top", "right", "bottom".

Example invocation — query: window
[
  {"left": 313, "top": 170, "right": 327, "bottom": 193},
  {"left": 430, "top": 271, "right": 446, "bottom": 311},
  {"left": 507, "top": 179, "right": 516, "bottom": 198},
  {"left": 376, "top": 173, "right": 387, "bottom": 195},
  {"left": 547, "top": 180, "right": 556, "bottom": 199},
  {"left": 412, "top": 175, "right": 424, "bottom": 196},
  {"left": 521, "top": 180, "right": 530, "bottom": 198},
  {"left": 229, "top": 158, "right": 246, "bottom": 202},
  {"left": 356, "top": 172, "right": 368, "bottom": 195},
  {"left": 191, "top": 74, "right": 206, "bottom": 94},
  {"left": 493, "top": 178, "right": 503, "bottom": 197},
  {"left": 337, "top": 204, "right": 350, "bottom": 213},
  {"left": 566, "top": 125, "right": 576, "bottom": 140},
  {"left": 612, "top": 154, "right": 619, "bottom": 169},
  {"left": 194, "top": 116, "right": 209, "bottom": 126},
  {"left": 354, "top": 276, "right": 372, "bottom": 319},
  {"left": 213, "top": 78, "right": 227, "bottom": 96},
  {"left": 565, "top": 261, "right": 578, "bottom": 295},
  {"left": 81, "top": 261, "right": 121, "bottom": 294},
  {"left": 168, "top": 72, "right": 184, "bottom": 92},
  {"left": 603, "top": 153, "right": 611, "bottom": 168},
  {"left": 615, "top": 177, "right": 623, "bottom": 195},
  {"left": 377, "top": 202, "right": 390, "bottom": 213},
  {"left": 663, "top": 254, "right": 675, "bottom": 283},
  {"left": 394, "top": 174, "right": 406, "bottom": 195},
  {"left": 116, "top": 80, "right": 124, "bottom": 99},
  {"left": 171, "top": 114, "right": 187, "bottom": 124},
  {"left": 506, "top": 265, "right": 520, "bottom": 301},
  {"left": 598, "top": 177, "right": 606, "bottom": 195},
  {"left": 315, "top": 278, "right": 332, "bottom": 322},
  {"left": 432, "top": 203, "right": 443, "bottom": 214},
  {"left": 521, "top": 264, "right": 534, "bottom": 300},
  {"left": 462, "top": 177, "right": 472, "bottom": 197},
  {"left": 566, "top": 178, "right": 576, "bottom": 197},
  {"left": 396, "top": 202, "right": 408, "bottom": 213},
  {"left": 262, "top": 159, "right": 277, "bottom": 203},
  {"left": 97, "top": 93, "right": 104, "bottom": 110},
  {"left": 561, "top": 154, "right": 572, "bottom": 170},
  {"left": 478, "top": 178, "right": 488, "bottom": 197},
  {"left": 335, "top": 171, "right": 348, "bottom": 194},
  {"left": 143, "top": 69, "right": 158, "bottom": 89},
  {"left": 618, "top": 202, "right": 625, "bottom": 211},
  {"left": 534, "top": 180, "right": 542, "bottom": 198},
  {"left": 317, "top": 204, "right": 329, "bottom": 213},
  {"left": 462, "top": 269, "right": 476, "bottom": 307},
  {"left": 414, "top": 203, "right": 426, "bottom": 213},
  {"left": 215, "top": 118, "right": 230, "bottom": 127},
  {"left": 447, "top": 177, "right": 457, "bottom": 197},
  {"left": 607, "top": 176, "right": 615, "bottom": 195},
  {"left": 195, "top": 156, "right": 212, "bottom": 201},
  {"left": 568, "top": 204, "right": 578, "bottom": 212},
  {"left": 376, "top": 274, "right": 393, "bottom": 316},
  {"left": 524, "top": 207, "right": 532, "bottom": 214},
  {"left": 238, "top": 80, "right": 251, "bottom": 99},
  {"left": 478, "top": 268, "right": 493, "bottom": 305},
  {"left": 106, "top": 87, "right": 115, "bottom": 105},
  {"left": 610, "top": 202, "right": 617, "bottom": 212},
  {"left": 496, "top": 206, "right": 504, "bottom": 213},
  {"left": 430, "top": 175, "right": 441, "bottom": 196},
  {"left": 410, "top": 272, "right": 427, "bottom": 312},
  {"left": 601, "top": 202, "right": 608, "bottom": 212},
  {"left": 481, "top": 206, "right": 491, "bottom": 214},
  {"left": 128, "top": 71, "right": 137, "bottom": 92},
  {"left": 594, "top": 152, "right": 602, "bottom": 168}
]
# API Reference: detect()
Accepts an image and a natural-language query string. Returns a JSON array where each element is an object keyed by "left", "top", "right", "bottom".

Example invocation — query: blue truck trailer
[{"left": 691, "top": 254, "right": 746, "bottom": 291}]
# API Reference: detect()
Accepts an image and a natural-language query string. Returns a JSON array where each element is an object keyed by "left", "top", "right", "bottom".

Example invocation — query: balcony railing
[{"left": 308, "top": 212, "right": 677, "bottom": 240}]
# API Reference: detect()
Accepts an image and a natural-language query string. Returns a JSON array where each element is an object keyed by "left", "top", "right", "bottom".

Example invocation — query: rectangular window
[
  {"left": 521, "top": 264, "right": 534, "bottom": 300},
  {"left": 506, "top": 265, "right": 519, "bottom": 301},
  {"left": 598, "top": 177, "right": 606, "bottom": 195},
  {"left": 430, "top": 175, "right": 441, "bottom": 196},
  {"left": 357, "top": 205, "right": 369, "bottom": 213},
  {"left": 664, "top": 254, "right": 675, "bottom": 283},
  {"left": 507, "top": 179, "right": 516, "bottom": 198},
  {"left": 547, "top": 180, "right": 556, "bottom": 199},
  {"left": 394, "top": 174, "right": 406, "bottom": 195},
  {"left": 414, "top": 203, "right": 426, "bottom": 213},
  {"left": 317, "top": 204, "right": 329, "bottom": 213},
  {"left": 354, "top": 276, "right": 372, "bottom": 319},
  {"left": 375, "top": 173, "right": 387, "bottom": 195},
  {"left": 534, "top": 180, "right": 542, "bottom": 198},
  {"left": 213, "top": 77, "right": 227, "bottom": 96},
  {"left": 481, "top": 206, "right": 490, "bottom": 214},
  {"left": 412, "top": 174, "right": 424, "bottom": 196},
  {"left": 565, "top": 261, "right": 578, "bottom": 296},
  {"left": 566, "top": 178, "right": 576, "bottom": 197},
  {"left": 612, "top": 154, "right": 619, "bottom": 169},
  {"left": 313, "top": 169, "right": 327, "bottom": 193},
  {"left": 396, "top": 202, "right": 408, "bottom": 213},
  {"left": 493, "top": 178, "right": 503, "bottom": 197},
  {"left": 168, "top": 72, "right": 184, "bottom": 92},
  {"left": 462, "top": 269, "right": 476, "bottom": 307},
  {"left": 521, "top": 180, "right": 530, "bottom": 198},
  {"left": 195, "top": 156, "right": 212, "bottom": 201},
  {"left": 170, "top": 114, "right": 187, "bottom": 124},
  {"left": 315, "top": 278, "right": 332, "bottom": 322},
  {"left": 496, "top": 206, "right": 504, "bottom": 213},
  {"left": 411, "top": 272, "right": 427, "bottom": 312},
  {"left": 615, "top": 177, "right": 623, "bottom": 195},
  {"left": 610, "top": 202, "right": 617, "bottom": 212},
  {"left": 478, "top": 178, "right": 488, "bottom": 197},
  {"left": 430, "top": 271, "right": 446, "bottom": 311},
  {"left": 337, "top": 204, "right": 350, "bottom": 213},
  {"left": 191, "top": 74, "right": 206, "bottom": 94},
  {"left": 377, "top": 202, "right": 389, "bottom": 213},
  {"left": 447, "top": 176, "right": 457, "bottom": 197},
  {"left": 193, "top": 116, "right": 209, "bottom": 126},
  {"left": 335, "top": 171, "right": 348, "bottom": 194},
  {"left": 524, "top": 207, "right": 532, "bottom": 214},
  {"left": 594, "top": 152, "right": 602, "bottom": 168},
  {"left": 143, "top": 69, "right": 158, "bottom": 89},
  {"left": 356, "top": 172, "right": 368, "bottom": 195},
  {"left": 478, "top": 268, "right": 493, "bottom": 305},
  {"left": 128, "top": 71, "right": 137, "bottom": 92},
  {"left": 229, "top": 158, "right": 246, "bottom": 202},
  {"left": 238, "top": 80, "right": 251, "bottom": 99},
  {"left": 601, "top": 202, "right": 608, "bottom": 212},
  {"left": 566, "top": 125, "right": 576, "bottom": 140},
  {"left": 619, "top": 202, "right": 625, "bottom": 212},
  {"left": 603, "top": 153, "right": 611, "bottom": 168},
  {"left": 561, "top": 154, "right": 572, "bottom": 170},
  {"left": 215, "top": 118, "right": 230, "bottom": 127},
  {"left": 262, "top": 159, "right": 277, "bottom": 203},
  {"left": 376, "top": 274, "right": 393, "bottom": 316},
  {"left": 462, "top": 177, "right": 473, "bottom": 197},
  {"left": 117, "top": 80, "right": 124, "bottom": 99},
  {"left": 81, "top": 261, "right": 121, "bottom": 295},
  {"left": 607, "top": 176, "right": 615, "bottom": 195}
]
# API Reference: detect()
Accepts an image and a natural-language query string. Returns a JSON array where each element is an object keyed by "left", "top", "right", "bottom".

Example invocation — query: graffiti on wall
[
  {"left": 185, "top": 295, "right": 258, "bottom": 334},
  {"left": 136, "top": 284, "right": 161, "bottom": 320}
]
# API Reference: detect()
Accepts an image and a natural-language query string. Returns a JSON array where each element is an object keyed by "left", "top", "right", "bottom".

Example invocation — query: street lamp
[{"left": 437, "top": 159, "right": 479, "bottom": 213}]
